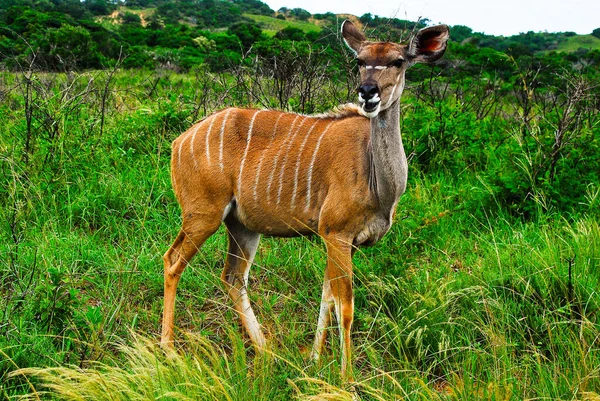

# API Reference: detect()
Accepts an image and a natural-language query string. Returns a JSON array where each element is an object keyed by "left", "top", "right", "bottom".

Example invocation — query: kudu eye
[
  {"left": 392, "top": 59, "right": 404, "bottom": 68},
  {"left": 356, "top": 59, "right": 365, "bottom": 67}
]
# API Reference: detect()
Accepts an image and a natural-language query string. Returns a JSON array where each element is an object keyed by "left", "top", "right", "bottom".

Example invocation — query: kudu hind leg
[
  {"left": 222, "top": 216, "right": 265, "bottom": 349},
  {"left": 161, "top": 215, "right": 221, "bottom": 346},
  {"left": 311, "top": 280, "right": 334, "bottom": 361}
]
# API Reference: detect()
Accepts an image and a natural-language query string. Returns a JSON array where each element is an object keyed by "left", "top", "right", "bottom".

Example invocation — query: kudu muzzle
[{"left": 358, "top": 82, "right": 380, "bottom": 113}]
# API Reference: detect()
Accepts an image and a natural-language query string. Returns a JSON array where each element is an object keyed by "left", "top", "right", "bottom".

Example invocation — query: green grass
[
  {"left": 1, "top": 68, "right": 599, "bottom": 400},
  {"left": 244, "top": 14, "right": 322, "bottom": 37},
  {"left": 553, "top": 34, "right": 600, "bottom": 52}
]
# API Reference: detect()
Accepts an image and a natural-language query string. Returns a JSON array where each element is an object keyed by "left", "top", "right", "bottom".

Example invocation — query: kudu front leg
[{"left": 314, "top": 234, "right": 354, "bottom": 380}]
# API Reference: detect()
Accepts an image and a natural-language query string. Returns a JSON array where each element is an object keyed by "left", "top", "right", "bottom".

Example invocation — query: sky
[{"left": 262, "top": 0, "right": 600, "bottom": 36}]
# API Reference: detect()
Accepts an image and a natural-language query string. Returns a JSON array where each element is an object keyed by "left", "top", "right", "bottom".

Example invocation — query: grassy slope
[
  {"left": 244, "top": 14, "right": 322, "bottom": 36},
  {"left": 554, "top": 34, "right": 600, "bottom": 52},
  {"left": 95, "top": 9, "right": 323, "bottom": 36}
]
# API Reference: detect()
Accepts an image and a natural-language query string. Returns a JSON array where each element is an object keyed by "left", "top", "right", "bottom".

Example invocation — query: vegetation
[
  {"left": 2, "top": 0, "right": 600, "bottom": 72},
  {"left": 1, "top": 0, "right": 600, "bottom": 399},
  {"left": 552, "top": 34, "right": 600, "bottom": 53},
  {"left": 244, "top": 14, "right": 321, "bottom": 37}
]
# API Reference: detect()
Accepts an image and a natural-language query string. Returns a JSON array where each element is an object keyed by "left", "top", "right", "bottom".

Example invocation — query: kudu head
[{"left": 341, "top": 20, "right": 449, "bottom": 118}]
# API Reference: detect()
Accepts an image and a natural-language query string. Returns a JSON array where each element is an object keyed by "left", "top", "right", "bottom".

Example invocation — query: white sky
[{"left": 262, "top": 0, "right": 600, "bottom": 36}]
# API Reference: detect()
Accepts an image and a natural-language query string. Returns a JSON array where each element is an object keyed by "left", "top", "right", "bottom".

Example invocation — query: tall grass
[
  {"left": 1, "top": 67, "right": 599, "bottom": 399},
  {"left": 8, "top": 207, "right": 600, "bottom": 399}
]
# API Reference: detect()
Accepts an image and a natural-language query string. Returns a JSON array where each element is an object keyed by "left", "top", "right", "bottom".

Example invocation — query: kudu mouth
[{"left": 358, "top": 83, "right": 381, "bottom": 117}]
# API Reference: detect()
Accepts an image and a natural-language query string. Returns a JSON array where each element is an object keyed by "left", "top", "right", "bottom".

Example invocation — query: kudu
[{"left": 161, "top": 20, "right": 449, "bottom": 379}]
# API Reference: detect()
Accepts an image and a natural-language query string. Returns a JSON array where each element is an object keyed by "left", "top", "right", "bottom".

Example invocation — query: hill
[
  {"left": 554, "top": 34, "right": 600, "bottom": 52},
  {"left": 1, "top": 0, "right": 599, "bottom": 72},
  {"left": 244, "top": 13, "right": 321, "bottom": 36}
]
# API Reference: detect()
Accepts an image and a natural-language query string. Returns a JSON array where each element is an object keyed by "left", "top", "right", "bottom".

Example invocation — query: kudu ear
[
  {"left": 341, "top": 20, "right": 367, "bottom": 55},
  {"left": 408, "top": 25, "right": 449, "bottom": 63}
]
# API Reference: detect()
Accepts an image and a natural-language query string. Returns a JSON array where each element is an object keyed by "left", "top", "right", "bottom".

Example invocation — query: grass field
[
  {"left": 1, "top": 66, "right": 599, "bottom": 400},
  {"left": 244, "top": 14, "right": 322, "bottom": 36},
  {"left": 553, "top": 34, "right": 600, "bottom": 52}
]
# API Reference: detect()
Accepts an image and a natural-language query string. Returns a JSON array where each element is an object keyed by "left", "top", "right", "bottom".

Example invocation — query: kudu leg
[
  {"left": 311, "top": 280, "right": 334, "bottom": 361},
  {"left": 316, "top": 235, "right": 354, "bottom": 380},
  {"left": 312, "top": 246, "right": 359, "bottom": 362},
  {"left": 221, "top": 215, "right": 265, "bottom": 349},
  {"left": 161, "top": 215, "right": 221, "bottom": 346}
]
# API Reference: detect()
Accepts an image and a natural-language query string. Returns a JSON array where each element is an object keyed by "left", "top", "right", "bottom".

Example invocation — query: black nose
[{"left": 359, "top": 84, "right": 379, "bottom": 102}]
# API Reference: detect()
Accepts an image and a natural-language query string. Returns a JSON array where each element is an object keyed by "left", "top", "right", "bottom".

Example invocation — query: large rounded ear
[
  {"left": 408, "top": 25, "right": 449, "bottom": 63},
  {"left": 341, "top": 20, "right": 366, "bottom": 55}
]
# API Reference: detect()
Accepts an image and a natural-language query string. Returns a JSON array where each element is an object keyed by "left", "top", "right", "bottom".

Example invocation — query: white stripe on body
[
  {"left": 178, "top": 134, "right": 187, "bottom": 168},
  {"left": 276, "top": 117, "right": 310, "bottom": 205},
  {"left": 305, "top": 121, "right": 334, "bottom": 212},
  {"left": 237, "top": 110, "right": 263, "bottom": 197},
  {"left": 204, "top": 115, "right": 217, "bottom": 167},
  {"left": 188, "top": 122, "right": 204, "bottom": 169},
  {"left": 253, "top": 113, "right": 284, "bottom": 202},
  {"left": 178, "top": 121, "right": 202, "bottom": 167},
  {"left": 219, "top": 109, "right": 232, "bottom": 172},
  {"left": 290, "top": 120, "right": 320, "bottom": 209},
  {"left": 266, "top": 115, "right": 301, "bottom": 203}
]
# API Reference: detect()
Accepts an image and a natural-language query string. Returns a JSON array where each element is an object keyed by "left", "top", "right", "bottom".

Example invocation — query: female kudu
[{"left": 161, "top": 20, "right": 449, "bottom": 379}]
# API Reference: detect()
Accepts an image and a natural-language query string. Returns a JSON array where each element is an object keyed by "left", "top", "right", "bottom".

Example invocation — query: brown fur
[{"left": 161, "top": 20, "right": 449, "bottom": 381}]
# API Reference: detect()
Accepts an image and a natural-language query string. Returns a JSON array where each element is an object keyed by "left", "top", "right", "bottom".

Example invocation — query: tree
[
  {"left": 275, "top": 26, "right": 305, "bottom": 41},
  {"left": 359, "top": 13, "right": 373, "bottom": 25},
  {"left": 592, "top": 28, "right": 600, "bottom": 39},
  {"left": 84, "top": 0, "right": 114, "bottom": 16},
  {"left": 121, "top": 12, "right": 141, "bottom": 26},
  {"left": 38, "top": 24, "right": 102, "bottom": 70},
  {"left": 290, "top": 8, "right": 310, "bottom": 21},
  {"left": 451, "top": 25, "right": 473, "bottom": 43},
  {"left": 227, "top": 22, "right": 263, "bottom": 51},
  {"left": 233, "top": 0, "right": 274, "bottom": 16}
]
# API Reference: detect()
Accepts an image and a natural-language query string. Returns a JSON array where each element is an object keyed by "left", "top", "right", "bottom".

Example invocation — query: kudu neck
[
  {"left": 370, "top": 99, "right": 401, "bottom": 133},
  {"left": 368, "top": 98, "right": 408, "bottom": 211}
]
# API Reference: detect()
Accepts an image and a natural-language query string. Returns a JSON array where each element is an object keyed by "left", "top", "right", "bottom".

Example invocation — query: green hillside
[
  {"left": 555, "top": 34, "right": 600, "bottom": 52},
  {"left": 244, "top": 13, "right": 322, "bottom": 36},
  {"left": 2, "top": 0, "right": 598, "bottom": 72}
]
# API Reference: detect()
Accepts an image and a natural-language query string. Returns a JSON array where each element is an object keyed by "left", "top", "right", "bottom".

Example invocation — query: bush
[
  {"left": 228, "top": 22, "right": 264, "bottom": 51},
  {"left": 120, "top": 11, "right": 142, "bottom": 25},
  {"left": 275, "top": 26, "right": 306, "bottom": 41},
  {"left": 37, "top": 24, "right": 103, "bottom": 70}
]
